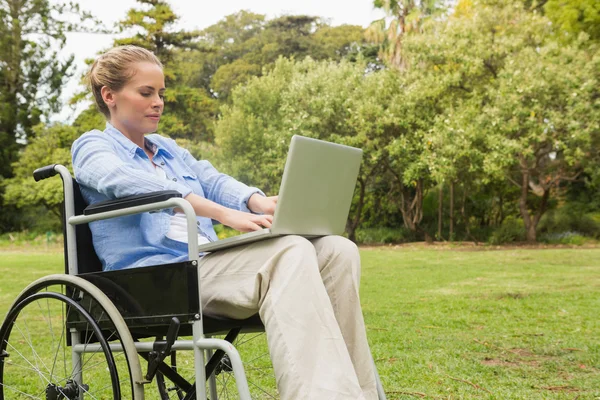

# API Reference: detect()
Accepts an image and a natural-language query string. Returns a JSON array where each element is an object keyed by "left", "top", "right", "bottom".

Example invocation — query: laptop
[{"left": 197, "top": 135, "right": 363, "bottom": 253}]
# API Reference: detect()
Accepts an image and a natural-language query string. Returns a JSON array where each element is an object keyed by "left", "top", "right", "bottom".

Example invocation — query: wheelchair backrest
[{"left": 66, "top": 181, "right": 103, "bottom": 275}]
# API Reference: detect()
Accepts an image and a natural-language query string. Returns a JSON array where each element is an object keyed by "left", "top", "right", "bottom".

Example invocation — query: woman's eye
[{"left": 141, "top": 93, "right": 151, "bottom": 97}]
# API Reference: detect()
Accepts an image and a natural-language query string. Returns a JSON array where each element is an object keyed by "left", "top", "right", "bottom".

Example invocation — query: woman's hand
[
  {"left": 183, "top": 192, "right": 274, "bottom": 232},
  {"left": 247, "top": 194, "right": 278, "bottom": 215},
  {"left": 219, "top": 208, "right": 273, "bottom": 232}
]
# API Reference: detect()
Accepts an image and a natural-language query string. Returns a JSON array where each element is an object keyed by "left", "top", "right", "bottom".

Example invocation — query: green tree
[
  {"left": 185, "top": 12, "right": 368, "bottom": 102},
  {"left": 118, "top": 0, "right": 218, "bottom": 140},
  {"left": 81, "top": 0, "right": 220, "bottom": 140},
  {"left": 0, "top": 0, "right": 95, "bottom": 231},
  {"left": 480, "top": 40, "right": 598, "bottom": 241},
  {"left": 544, "top": 0, "right": 600, "bottom": 41},
  {"left": 406, "top": 0, "right": 599, "bottom": 241},
  {"left": 365, "top": 0, "right": 445, "bottom": 68},
  {"left": 3, "top": 123, "right": 79, "bottom": 219},
  {"left": 216, "top": 58, "right": 419, "bottom": 240}
]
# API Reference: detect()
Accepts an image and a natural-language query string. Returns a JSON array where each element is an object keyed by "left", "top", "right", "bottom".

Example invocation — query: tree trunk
[
  {"left": 518, "top": 168, "right": 535, "bottom": 241},
  {"left": 437, "top": 183, "right": 443, "bottom": 240},
  {"left": 449, "top": 181, "right": 454, "bottom": 241},
  {"left": 517, "top": 161, "right": 551, "bottom": 242},
  {"left": 460, "top": 185, "right": 476, "bottom": 243},
  {"left": 498, "top": 193, "right": 504, "bottom": 225},
  {"left": 346, "top": 178, "right": 366, "bottom": 242}
]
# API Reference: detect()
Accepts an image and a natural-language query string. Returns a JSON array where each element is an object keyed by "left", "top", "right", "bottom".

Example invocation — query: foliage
[
  {"left": 539, "top": 231, "right": 595, "bottom": 245},
  {"left": 538, "top": 205, "right": 600, "bottom": 239},
  {"left": 112, "top": 0, "right": 218, "bottom": 141},
  {"left": 3, "top": 124, "right": 78, "bottom": 218},
  {"left": 216, "top": 58, "right": 407, "bottom": 239},
  {"left": 354, "top": 226, "right": 415, "bottom": 244},
  {"left": 181, "top": 11, "right": 369, "bottom": 103},
  {"left": 0, "top": 0, "right": 96, "bottom": 231},
  {"left": 488, "top": 216, "right": 526, "bottom": 244},
  {"left": 366, "top": 0, "right": 446, "bottom": 68},
  {"left": 544, "top": 0, "right": 600, "bottom": 41},
  {"left": 402, "top": 0, "right": 600, "bottom": 241},
  {"left": 3, "top": 0, "right": 599, "bottom": 243}
]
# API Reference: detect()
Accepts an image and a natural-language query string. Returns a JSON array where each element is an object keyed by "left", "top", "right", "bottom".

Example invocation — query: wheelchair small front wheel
[{"left": 0, "top": 291, "right": 121, "bottom": 399}]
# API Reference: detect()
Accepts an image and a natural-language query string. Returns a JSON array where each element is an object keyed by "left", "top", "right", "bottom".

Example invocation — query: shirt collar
[{"left": 104, "top": 122, "right": 174, "bottom": 159}]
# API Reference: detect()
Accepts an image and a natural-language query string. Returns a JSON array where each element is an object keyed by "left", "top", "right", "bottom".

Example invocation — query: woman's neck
[{"left": 110, "top": 119, "right": 145, "bottom": 149}]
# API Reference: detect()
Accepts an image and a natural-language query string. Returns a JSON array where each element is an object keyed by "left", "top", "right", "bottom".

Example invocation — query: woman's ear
[{"left": 101, "top": 86, "right": 116, "bottom": 110}]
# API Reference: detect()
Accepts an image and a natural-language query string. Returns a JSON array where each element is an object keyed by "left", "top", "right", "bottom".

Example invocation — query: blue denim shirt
[{"left": 71, "top": 123, "right": 263, "bottom": 271}]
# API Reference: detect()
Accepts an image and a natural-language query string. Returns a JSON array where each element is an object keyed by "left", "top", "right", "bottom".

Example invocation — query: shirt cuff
[
  {"left": 240, "top": 188, "right": 266, "bottom": 214},
  {"left": 164, "top": 180, "right": 193, "bottom": 199}
]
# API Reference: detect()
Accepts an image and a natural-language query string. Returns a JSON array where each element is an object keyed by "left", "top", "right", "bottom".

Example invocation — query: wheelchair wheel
[
  {"left": 0, "top": 275, "right": 143, "bottom": 399},
  {"left": 155, "top": 332, "right": 277, "bottom": 400}
]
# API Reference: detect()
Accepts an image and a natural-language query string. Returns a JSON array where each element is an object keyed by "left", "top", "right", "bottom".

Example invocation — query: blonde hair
[{"left": 87, "top": 45, "right": 163, "bottom": 118}]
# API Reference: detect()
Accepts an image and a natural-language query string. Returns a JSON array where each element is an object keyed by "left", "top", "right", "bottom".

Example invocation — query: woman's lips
[{"left": 147, "top": 115, "right": 160, "bottom": 121}]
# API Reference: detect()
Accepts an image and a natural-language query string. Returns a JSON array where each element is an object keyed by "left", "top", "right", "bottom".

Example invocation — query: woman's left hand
[{"left": 248, "top": 194, "right": 278, "bottom": 215}]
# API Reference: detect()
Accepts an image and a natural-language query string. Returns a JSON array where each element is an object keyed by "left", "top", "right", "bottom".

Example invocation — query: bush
[
  {"left": 488, "top": 216, "right": 526, "bottom": 244},
  {"left": 539, "top": 231, "right": 593, "bottom": 245},
  {"left": 0, "top": 231, "right": 63, "bottom": 247},
  {"left": 538, "top": 206, "right": 600, "bottom": 239},
  {"left": 354, "top": 227, "right": 414, "bottom": 245}
]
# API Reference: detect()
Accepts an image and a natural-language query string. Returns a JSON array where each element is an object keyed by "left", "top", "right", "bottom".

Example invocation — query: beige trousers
[{"left": 197, "top": 235, "right": 377, "bottom": 400}]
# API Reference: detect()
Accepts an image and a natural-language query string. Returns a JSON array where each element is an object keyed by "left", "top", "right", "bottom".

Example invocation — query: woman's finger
[
  {"left": 251, "top": 215, "right": 272, "bottom": 228},
  {"left": 260, "top": 217, "right": 272, "bottom": 228},
  {"left": 244, "top": 221, "right": 263, "bottom": 232}
]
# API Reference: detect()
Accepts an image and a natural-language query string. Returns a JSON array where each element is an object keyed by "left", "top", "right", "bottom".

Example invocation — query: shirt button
[
  {"left": 161, "top": 162, "right": 165, "bottom": 166},
  {"left": 172, "top": 178, "right": 177, "bottom": 182},
  {"left": 197, "top": 221, "right": 200, "bottom": 226}
]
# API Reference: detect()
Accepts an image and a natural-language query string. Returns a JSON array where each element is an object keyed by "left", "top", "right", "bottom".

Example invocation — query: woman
[{"left": 72, "top": 45, "right": 377, "bottom": 400}]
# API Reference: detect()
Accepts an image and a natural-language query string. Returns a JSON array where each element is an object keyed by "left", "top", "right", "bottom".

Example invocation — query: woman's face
[{"left": 104, "top": 62, "right": 165, "bottom": 136}]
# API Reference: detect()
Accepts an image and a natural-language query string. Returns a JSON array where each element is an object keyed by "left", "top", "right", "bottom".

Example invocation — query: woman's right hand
[
  {"left": 219, "top": 208, "right": 273, "bottom": 232},
  {"left": 184, "top": 193, "right": 273, "bottom": 232}
]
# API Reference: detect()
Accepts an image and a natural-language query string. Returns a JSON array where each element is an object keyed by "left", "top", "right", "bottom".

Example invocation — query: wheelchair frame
[{"left": 0, "top": 164, "right": 387, "bottom": 400}]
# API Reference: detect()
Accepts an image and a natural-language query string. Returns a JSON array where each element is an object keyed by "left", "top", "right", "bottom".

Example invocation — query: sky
[{"left": 55, "top": 0, "right": 385, "bottom": 122}]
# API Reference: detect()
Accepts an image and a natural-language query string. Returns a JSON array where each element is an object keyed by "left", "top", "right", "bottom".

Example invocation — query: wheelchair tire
[
  {"left": 0, "top": 292, "right": 121, "bottom": 399},
  {"left": 0, "top": 274, "right": 145, "bottom": 399}
]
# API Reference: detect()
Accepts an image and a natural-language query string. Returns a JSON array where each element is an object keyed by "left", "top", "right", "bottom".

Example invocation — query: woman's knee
[
  {"left": 319, "top": 235, "right": 359, "bottom": 259},
  {"left": 276, "top": 235, "right": 315, "bottom": 254},
  {"left": 315, "top": 236, "right": 360, "bottom": 271}
]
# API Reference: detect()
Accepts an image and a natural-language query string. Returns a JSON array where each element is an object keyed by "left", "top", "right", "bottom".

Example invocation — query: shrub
[
  {"left": 488, "top": 216, "right": 526, "bottom": 244},
  {"left": 354, "top": 227, "right": 414, "bottom": 245},
  {"left": 538, "top": 206, "right": 600, "bottom": 239},
  {"left": 539, "top": 231, "right": 593, "bottom": 245}
]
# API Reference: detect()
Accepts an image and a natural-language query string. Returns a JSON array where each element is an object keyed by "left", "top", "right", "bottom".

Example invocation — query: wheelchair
[{"left": 0, "top": 164, "right": 387, "bottom": 399}]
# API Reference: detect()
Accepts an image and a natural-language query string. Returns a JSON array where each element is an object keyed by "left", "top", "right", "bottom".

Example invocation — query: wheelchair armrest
[
  {"left": 83, "top": 190, "right": 182, "bottom": 216},
  {"left": 33, "top": 164, "right": 59, "bottom": 181}
]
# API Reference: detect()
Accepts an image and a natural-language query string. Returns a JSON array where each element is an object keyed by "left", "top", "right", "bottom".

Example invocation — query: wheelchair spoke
[
  {"left": 248, "top": 379, "right": 277, "bottom": 399},
  {"left": 15, "top": 314, "right": 53, "bottom": 382},
  {"left": 245, "top": 363, "right": 272, "bottom": 378},
  {"left": 46, "top": 301, "right": 66, "bottom": 383},
  {"left": 219, "top": 371, "right": 232, "bottom": 399},
  {"left": 234, "top": 333, "right": 263, "bottom": 347},
  {"left": 2, "top": 358, "right": 52, "bottom": 377},
  {"left": 0, "top": 382, "right": 43, "bottom": 399},
  {"left": 92, "top": 377, "right": 131, "bottom": 397},
  {"left": 4, "top": 339, "right": 52, "bottom": 385}
]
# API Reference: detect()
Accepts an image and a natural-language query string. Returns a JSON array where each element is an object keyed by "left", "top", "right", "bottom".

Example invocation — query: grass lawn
[{"left": 0, "top": 246, "right": 599, "bottom": 399}]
